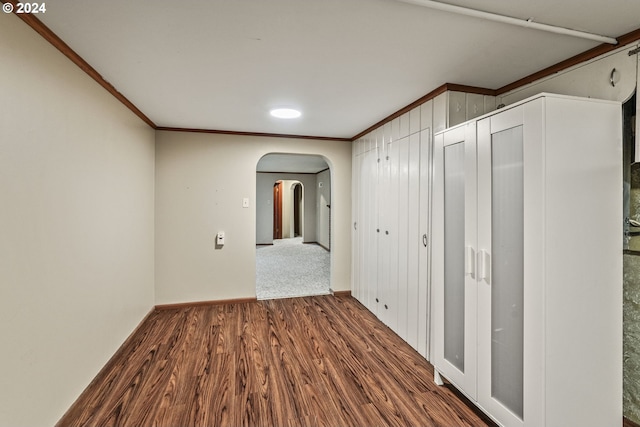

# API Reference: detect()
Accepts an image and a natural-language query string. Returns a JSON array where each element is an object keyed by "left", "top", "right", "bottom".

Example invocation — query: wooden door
[
  {"left": 293, "top": 183, "right": 302, "bottom": 237},
  {"left": 273, "top": 181, "right": 283, "bottom": 239}
]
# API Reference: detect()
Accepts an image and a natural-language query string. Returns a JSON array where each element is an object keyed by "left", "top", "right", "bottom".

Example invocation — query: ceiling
[{"left": 29, "top": 0, "right": 640, "bottom": 139}]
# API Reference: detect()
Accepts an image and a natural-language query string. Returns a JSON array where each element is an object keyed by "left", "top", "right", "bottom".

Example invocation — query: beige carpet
[{"left": 256, "top": 237, "right": 330, "bottom": 300}]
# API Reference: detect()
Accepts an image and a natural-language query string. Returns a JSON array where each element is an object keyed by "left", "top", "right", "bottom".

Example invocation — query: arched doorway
[{"left": 256, "top": 153, "right": 331, "bottom": 300}]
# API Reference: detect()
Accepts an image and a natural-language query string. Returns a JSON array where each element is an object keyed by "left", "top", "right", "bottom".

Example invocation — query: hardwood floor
[{"left": 57, "top": 295, "right": 495, "bottom": 427}]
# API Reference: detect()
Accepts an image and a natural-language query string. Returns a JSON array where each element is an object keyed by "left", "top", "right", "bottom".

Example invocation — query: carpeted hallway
[{"left": 256, "top": 237, "right": 330, "bottom": 299}]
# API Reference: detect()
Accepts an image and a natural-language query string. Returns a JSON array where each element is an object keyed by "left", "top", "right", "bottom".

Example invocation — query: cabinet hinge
[{"left": 628, "top": 46, "right": 640, "bottom": 56}]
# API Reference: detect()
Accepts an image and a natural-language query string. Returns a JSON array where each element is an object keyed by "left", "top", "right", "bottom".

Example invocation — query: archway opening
[{"left": 256, "top": 153, "right": 331, "bottom": 300}]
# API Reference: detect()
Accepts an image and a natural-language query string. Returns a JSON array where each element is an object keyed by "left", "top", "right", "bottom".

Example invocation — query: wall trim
[
  {"left": 332, "top": 290, "right": 352, "bottom": 297},
  {"left": 55, "top": 307, "right": 157, "bottom": 426},
  {"left": 350, "top": 28, "right": 640, "bottom": 141},
  {"left": 156, "top": 126, "right": 351, "bottom": 142},
  {"left": 155, "top": 297, "right": 258, "bottom": 311},
  {"left": 351, "top": 83, "right": 496, "bottom": 141},
  {"left": 9, "top": 1, "right": 640, "bottom": 143},
  {"left": 309, "top": 241, "right": 330, "bottom": 252},
  {"left": 3, "top": 2, "right": 156, "bottom": 129},
  {"left": 496, "top": 27, "right": 640, "bottom": 95}
]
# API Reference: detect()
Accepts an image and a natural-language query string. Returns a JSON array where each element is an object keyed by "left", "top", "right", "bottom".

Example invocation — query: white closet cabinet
[
  {"left": 352, "top": 105, "right": 432, "bottom": 358},
  {"left": 432, "top": 93, "right": 622, "bottom": 427}
]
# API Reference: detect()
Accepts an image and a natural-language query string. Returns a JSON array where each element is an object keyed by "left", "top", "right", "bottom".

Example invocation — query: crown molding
[
  {"left": 155, "top": 127, "right": 351, "bottom": 142},
  {"left": 7, "top": 2, "right": 640, "bottom": 143},
  {"left": 3, "top": 1, "right": 156, "bottom": 128}
]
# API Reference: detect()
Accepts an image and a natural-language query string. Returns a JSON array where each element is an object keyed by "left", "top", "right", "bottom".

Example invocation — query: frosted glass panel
[
  {"left": 491, "top": 126, "right": 524, "bottom": 419},
  {"left": 444, "top": 142, "right": 465, "bottom": 372}
]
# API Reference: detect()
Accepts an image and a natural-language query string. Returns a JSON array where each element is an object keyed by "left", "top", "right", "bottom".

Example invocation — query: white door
[
  {"left": 432, "top": 122, "right": 478, "bottom": 399},
  {"left": 378, "top": 137, "right": 399, "bottom": 329},
  {"left": 417, "top": 128, "right": 431, "bottom": 359},
  {"left": 405, "top": 132, "right": 421, "bottom": 350},
  {"left": 397, "top": 135, "right": 410, "bottom": 341},
  {"left": 365, "top": 143, "right": 380, "bottom": 314},
  {"left": 476, "top": 104, "right": 543, "bottom": 427}
]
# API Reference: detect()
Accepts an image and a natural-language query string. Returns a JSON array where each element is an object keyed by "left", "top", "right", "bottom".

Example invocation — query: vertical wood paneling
[
  {"left": 397, "top": 136, "right": 410, "bottom": 341},
  {"left": 418, "top": 127, "right": 432, "bottom": 359},
  {"left": 407, "top": 132, "right": 421, "bottom": 350}
]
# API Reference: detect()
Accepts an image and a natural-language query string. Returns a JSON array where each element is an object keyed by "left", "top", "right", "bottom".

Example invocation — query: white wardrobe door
[
  {"left": 406, "top": 132, "right": 421, "bottom": 351},
  {"left": 361, "top": 146, "right": 379, "bottom": 314},
  {"left": 382, "top": 138, "right": 400, "bottom": 330},
  {"left": 418, "top": 129, "right": 431, "bottom": 359},
  {"left": 432, "top": 123, "right": 477, "bottom": 398},
  {"left": 477, "top": 110, "right": 534, "bottom": 427},
  {"left": 353, "top": 145, "right": 363, "bottom": 304},
  {"left": 443, "top": 141, "right": 466, "bottom": 372},
  {"left": 397, "top": 136, "right": 410, "bottom": 341},
  {"left": 487, "top": 125, "right": 525, "bottom": 419}
]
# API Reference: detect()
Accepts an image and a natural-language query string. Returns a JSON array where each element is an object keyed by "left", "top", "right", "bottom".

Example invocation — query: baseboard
[
  {"left": 155, "top": 297, "right": 258, "bottom": 311},
  {"left": 55, "top": 306, "right": 157, "bottom": 426},
  {"left": 625, "top": 416, "right": 640, "bottom": 427},
  {"left": 331, "top": 290, "right": 352, "bottom": 297},
  {"left": 303, "top": 241, "right": 330, "bottom": 251}
]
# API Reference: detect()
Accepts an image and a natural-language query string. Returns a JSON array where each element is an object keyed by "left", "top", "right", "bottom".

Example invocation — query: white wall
[
  {"left": 316, "top": 168, "right": 332, "bottom": 249},
  {"left": 155, "top": 131, "right": 352, "bottom": 304},
  {"left": 256, "top": 173, "right": 318, "bottom": 244},
  {"left": 0, "top": 15, "right": 155, "bottom": 427},
  {"left": 498, "top": 42, "right": 639, "bottom": 105},
  {"left": 281, "top": 179, "right": 297, "bottom": 238}
]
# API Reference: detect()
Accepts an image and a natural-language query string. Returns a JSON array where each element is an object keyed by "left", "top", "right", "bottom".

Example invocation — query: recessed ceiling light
[{"left": 270, "top": 108, "right": 302, "bottom": 119}]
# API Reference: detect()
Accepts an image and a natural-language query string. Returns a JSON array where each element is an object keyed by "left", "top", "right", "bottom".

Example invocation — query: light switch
[
  {"left": 242, "top": 197, "right": 249, "bottom": 208},
  {"left": 216, "top": 232, "right": 225, "bottom": 246}
]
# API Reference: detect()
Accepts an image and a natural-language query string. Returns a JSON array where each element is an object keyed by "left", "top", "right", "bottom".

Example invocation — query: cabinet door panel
[
  {"left": 385, "top": 139, "right": 400, "bottom": 330},
  {"left": 432, "top": 123, "right": 477, "bottom": 398},
  {"left": 478, "top": 108, "right": 542, "bottom": 427},
  {"left": 443, "top": 141, "right": 466, "bottom": 372},
  {"left": 406, "top": 133, "right": 421, "bottom": 350},
  {"left": 490, "top": 126, "right": 525, "bottom": 419},
  {"left": 397, "top": 137, "right": 410, "bottom": 340},
  {"left": 362, "top": 146, "right": 379, "bottom": 314},
  {"left": 353, "top": 148, "right": 363, "bottom": 304},
  {"left": 418, "top": 129, "right": 431, "bottom": 358}
]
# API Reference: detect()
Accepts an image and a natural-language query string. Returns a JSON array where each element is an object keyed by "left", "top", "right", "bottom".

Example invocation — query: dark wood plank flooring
[{"left": 57, "top": 295, "right": 495, "bottom": 427}]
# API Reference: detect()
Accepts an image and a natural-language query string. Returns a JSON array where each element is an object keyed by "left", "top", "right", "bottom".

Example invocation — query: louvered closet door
[{"left": 432, "top": 122, "right": 478, "bottom": 399}]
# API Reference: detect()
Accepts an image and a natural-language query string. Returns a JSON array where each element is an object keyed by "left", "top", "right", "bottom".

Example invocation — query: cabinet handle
[
  {"left": 422, "top": 234, "right": 428, "bottom": 247},
  {"left": 465, "top": 246, "right": 475, "bottom": 278},
  {"left": 478, "top": 249, "right": 491, "bottom": 284},
  {"left": 384, "top": 304, "right": 388, "bottom": 310}
]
